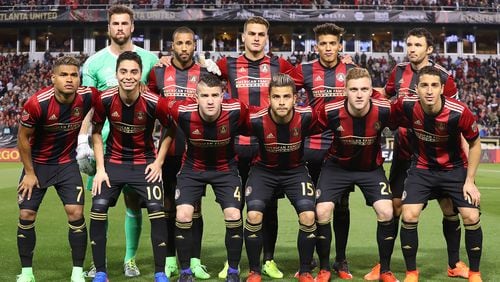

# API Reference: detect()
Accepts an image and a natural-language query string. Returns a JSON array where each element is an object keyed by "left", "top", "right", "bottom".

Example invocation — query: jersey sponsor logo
[
  {"left": 111, "top": 111, "right": 120, "bottom": 118},
  {"left": 48, "top": 114, "right": 58, "bottom": 121},
  {"left": 163, "top": 85, "right": 196, "bottom": 98},
  {"left": 189, "top": 137, "right": 231, "bottom": 148},
  {"left": 311, "top": 86, "right": 344, "bottom": 97},
  {"left": 111, "top": 121, "right": 146, "bottom": 134},
  {"left": 336, "top": 73, "right": 345, "bottom": 82},
  {"left": 72, "top": 107, "right": 81, "bottom": 117},
  {"left": 339, "top": 136, "right": 376, "bottom": 146},
  {"left": 264, "top": 141, "right": 301, "bottom": 153},
  {"left": 43, "top": 122, "right": 81, "bottom": 132},
  {"left": 234, "top": 76, "right": 271, "bottom": 88},
  {"left": 414, "top": 128, "right": 449, "bottom": 143}
]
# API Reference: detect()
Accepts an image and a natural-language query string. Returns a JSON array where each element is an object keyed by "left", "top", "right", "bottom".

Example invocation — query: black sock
[
  {"left": 90, "top": 210, "right": 108, "bottom": 272},
  {"left": 165, "top": 210, "right": 176, "bottom": 257},
  {"left": 262, "top": 200, "right": 278, "bottom": 263},
  {"left": 175, "top": 220, "right": 193, "bottom": 270},
  {"left": 244, "top": 220, "right": 263, "bottom": 272},
  {"left": 17, "top": 219, "right": 36, "bottom": 267},
  {"left": 192, "top": 210, "right": 204, "bottom": 259},
  {"left": 68, "top": 217, "right": 87, "bottom": 267},
  {"left": 393, "top": 216, "right": 400, "bottom": 239},
  {"left": 149, "top": 211, "right": 167, "bottom": 273},
  {"left": 333, "top": 193, "right": 350, "bottom": 261},
  {"left": 298, "top": 222, "right": 317, "bottom": 273},
  {"left": 225, "top": 219, "right": 243, "bottom": 270},
  {"left": 443, "top": 214, "right": 461, "bottom": 268},
  {"left": 316, "top": 220, "right": 332, "bottom": 270},
  {"left": 465, "top": 221, "right": 482, "bottom": 272},
  {"left": 377, "top": 219, "right": 395, "bottom": 273},
  {"left": 400, "top": 221, "right": 418, "bottom": 271}
]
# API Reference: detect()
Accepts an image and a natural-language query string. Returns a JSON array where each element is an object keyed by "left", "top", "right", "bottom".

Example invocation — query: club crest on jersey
[
  {"left": 260, "top": 64, "right": 269, "bottom": 73},
  {"left": 189, "top": 75, "right": 198, "bottom": 83},
  {"left": 72, "top": 107, "right": 81, "bottom": 117},
  {"left": 21, "top": 110, "right": 30, "bottom": 121},
  {"left": 219, "top": 125, "right": 227, "bottom": 134},
  {"left": 374, "top": 121, "right": 381, "bottom": 131},
  {"left": 135, "top": 111, "right": 145, "bottom": 121},
  {"left": 292, "top": 127, "right": 299, "bottom": 137},
  {"left": 245, "top": 186, "right": 252, "bottom": 197},
  {"left": 336, "top": 73, "right": 345, "bottom": 82},
  {"left": 436, "top": 122, "right": 447, "bottom": 131}
]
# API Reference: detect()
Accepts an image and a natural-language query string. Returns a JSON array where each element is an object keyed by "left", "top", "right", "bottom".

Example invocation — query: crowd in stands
[
  {"left": 0, "top": 0, "right": 497, "bottom": 10},
  {"left": 0, "top": 52, "right": 498, "bottom": 137}
]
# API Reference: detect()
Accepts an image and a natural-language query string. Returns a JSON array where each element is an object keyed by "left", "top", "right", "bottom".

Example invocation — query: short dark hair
[
  {"left": 244, "top": 16, "right": 270, "bottom": 32},
  {"left": 198, "top": 73, "right": 222, "bottom": 89},
  {"left": 53, "top": 55, "right": 80, "bottom": 71},
  {"left": 269, "top": 73, "right": 296, "bottom": 94},
  {"left": 108, "top": 5, "right": 134, "bottom": 23},
  {"left": 313, "top": 23, "right": 344, "bottom": 42},
  {"left": 116, "top": 51, "right": 142, "bottom": 72},
  {"left": 406, "top": 28, "right": 434, "bottom": 48},
  {"left": 417, "top": 65, "right": 442, "bottom": 84},
  {"left": 173, "top": 26, "right": 195, "bottom": 41}
]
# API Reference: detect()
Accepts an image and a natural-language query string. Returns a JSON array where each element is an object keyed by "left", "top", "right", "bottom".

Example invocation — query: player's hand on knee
[
  {"left": 145, "top": 161, "right": 163, "bottom": 183},
  {"left": 92, "top": 170, "right": 110, "bottom": 196},
  {"left": 463, "top": 181, "right": 480, "bottom": 207},
  {"left": 198, "top": 53, "right": 221, "bottom": 76},
  {"left": 18, "top": 174, "right": 40, "bottom": 201}
]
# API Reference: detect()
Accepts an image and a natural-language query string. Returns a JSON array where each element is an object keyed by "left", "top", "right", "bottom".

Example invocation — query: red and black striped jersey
[
  {"left": 148, "top": 62, "right": 208, "bottom": 157},
  {"left": 246, "top": 106, "right": 319, "bottom": 170},
  {"left": 385, "top": 60, "right": 458, "bottom": 161},
  {"left": 291, "top": 59, "right": 357, "bottom": 152},
  {"left": 392, "top": 95, "right": 479, "bottom": 170},
  {"left": 19, "top": 86, "right": 98, "bottom": 165},
  {"left": 92, "top": 87, "right": 171, "bottom": 165},
  {"left": 217, "top": 54, "right": 294, "bottom": 146},
  {"left": 170, "top": 99, "right": 249, "bottom": 172},
  {"left": 317, "top": 97, "right": 393, "bottom": 171}
]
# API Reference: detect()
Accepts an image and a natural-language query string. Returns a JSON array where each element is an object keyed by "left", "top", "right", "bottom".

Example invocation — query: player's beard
[
  {"left": 110, "top": 34, "right": 131, "bottom": 46},
  {"left": 173, "top": 51, "right": 193, "bottom": 66}
]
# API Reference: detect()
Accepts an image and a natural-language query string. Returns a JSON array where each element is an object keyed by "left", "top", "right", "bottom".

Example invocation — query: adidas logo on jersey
[
  {"left": 192, "top": 129, "right": 201, "bottom": 135},
  {"left": 111, "top": 111, "right": 120, "bottom": 118},
  {"left": 315, "top": 75, "right": 323, "bottom": 81},
  {"left": 266, "top": 133, "right": 275, "bottom": 139},
  {"left": 166, "top": 76, "right": 174, "bottom": 81},
  {"left": 48, "top": 114, "right": 57, "bottom": 120},
  {"left": 336, "top": 125, "right": 344, "bottom": 132},
  {"left": 414, "top": 120, "right": 422, "bottom": 125}
]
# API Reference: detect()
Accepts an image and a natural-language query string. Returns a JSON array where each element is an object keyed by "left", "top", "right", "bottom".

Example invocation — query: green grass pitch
[{"left": 0, "top": 162, "right": 499, "bottom": 281}]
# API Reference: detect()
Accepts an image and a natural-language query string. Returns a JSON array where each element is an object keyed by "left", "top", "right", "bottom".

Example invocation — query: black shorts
[
  {"left": 389, "top": 158, "right": 411, "bottom": 199},
  {"left": 316, "top": 160, "right": 392, "bottom": 206},
  {"left": 162, "top": 156, "right": 183, "bottom": 195},
  {"left": 304, "top": 148, "right": 327, "bottom": 185},
  {"left": 92, "top": 162, "right": 164, "bottom": 208},
  {"left": 245, "top": 165, "right": 315, "bottom": 214},
  {"left": 402, "top": 167, "right": 478, "bottom": 209},
  {"left": 18, "top": 162, "right": 84, "bottom": 211},
  {"left": 176, "top": 169, "right": 243, "bottom": 210}
]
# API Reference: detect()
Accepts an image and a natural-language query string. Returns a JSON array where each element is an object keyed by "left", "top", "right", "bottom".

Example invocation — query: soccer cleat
[
  {"left": 379, "top": 271, "right": 399, "bottom": 282},
  {"left": 246, "top": 271, "right": 262, "bottom": 282},
  {"left": 219, "top": 261, "right": 229, "bottom": 279},
  {"left": 92, "top": 272, "right": 109, "bottom": 282},
  {"left": 124, "top": 258, "right": 141, "bottom": 277},
  {"left": 71, "top": 272, "right": 86, "bottom": 282},
  {"left": 315, "top": 269, "right": 332, "bottom": 282},
  {"left": 332, "top": 260, "right": 353, "bottom": 280},
  {"left": 448, "top": 261, "right": 469, "bottom": 278},
  {"left": 468, "top": 271, "right": 482, "bottom": 282},
  {"left": 16, "top": 274, "right": 35, "bottom": 282},
  {"left": 298, "top": 272, "right": 314, "bottom": 282},
  {"left": 166, "top": 257, "right": 179, "bottom": 278},
  {"left": 191, "top": 258, "right": 210, "bottom": 279},
  {"left": 262, "top": 260, "right": 283, "bottom": 279},
  {"left": 364, "top": 263, "right": 381, "bottom": 280},
  {"left": 403, "top": 270, "right": 418, "bottom": 282},
  {"left": 155, "top": 272, "right": 170, "bottom": 282},
  {"left": 294, "top": 259, "right": 319, "bottom": 278},
  {"left": 177, "top": 272, "right": 194, "bottom": 282},
  {"left": 226, "top": 272, "right": 241, "bottom": 282},
  {"left": 85, "top": 263, "right": 97, "bottom": 278}
]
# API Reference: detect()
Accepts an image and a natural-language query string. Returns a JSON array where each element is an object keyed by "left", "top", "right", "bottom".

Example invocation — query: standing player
[
  {"left": 393, "top": 66, "right": 483, "bottom": 282},
  {"left": 291, "top": 23, "right": 358, "bottom": 280},
  {"left": 244, "top": 74, "right": 318, "bottom": 282},
  {"left": 16, "top": 56, "right": 98, "bottom": 282},
  {"left": 216, "top": 16, "right": 294, "bottom": 279},
  {"left": 315, "top": 68, "right": 399, "bottom": 282},
  {"left": 148, "top": 26, "right": 210, "bottom": 279},
  {"left": 364, "top": 27, "right": 468, "bottom": 280},
  {"left": 170, "top": 73, "right": 248, "bottom": 282},
  {"left": 90, "top": 51, "right": 170, "bottom": 282},
  {"left": 78, "top": 4, "right": 159, "bottom": 278}
]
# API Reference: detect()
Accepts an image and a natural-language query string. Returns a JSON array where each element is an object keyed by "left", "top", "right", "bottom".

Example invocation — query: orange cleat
[
  {"left": 403, "top": 270, "right": 419, "bottom": 282},
  {"left": 468, "top": 271, "right": 482, "bottom": 282},
  {"left": 448, "top": 261, "right": 469, "bottom": 279},
  {"left": 332, "top": 260, "right": 353, "bottom": 280},
  {"left": 364, "top": 263, "right": 381, "bottom": 280},
  {"left": 298, "top": 272, "right": 314, "bottom": 282},
  {"left": 246, "top": 271, "right": 261, "bottom": 282},
  {"left": 315, "top": 270, "right": 332, "bottom": 282},
  {"left": 379, "top": 271, "right": 399, "bottom": 282}
]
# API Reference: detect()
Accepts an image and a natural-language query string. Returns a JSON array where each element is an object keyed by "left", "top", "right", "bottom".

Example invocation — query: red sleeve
[
  {"left": 384, "top": 67, "right": 397, "bottom": 98},
  {"left": 443, "top": 75, "right": 458, "bottom": 99},
  {"left": 459, "top": 106, "right": 480, "bottom": 141},
  {"left": 91, "top": 87, "right": 100, "bottom": 107},
  {"left": 279, "top": 58, "right": 294, "bottom": 75},
  {"left": 217, "top": 57, "right": 228, "bottom": 80},
  {"left": 371, "top": 89, "right": 383, "bottom": 99},
  {"left": 389, "top": 97, "right": 408, "bottom": 130},
  {"left": 147, "top": 67, "right": 159, "bottom": 93},
  {"left": 290, "top": 64, "right": 304, "bottom": 90},
  {"left": 238, "top": 102, "right": 250, "bottom": 135},
  {"left": 92, "top": 96, "right": 106, "bottom": 125},
  {"left": 156, "top": 96, "right": 172, "bottom": 128},
  {"left": 308, "top": 107, "right": 323, "bottom": 135},
  {"left": 315, "top": 104, "right": 328, "bottom": 131},
  {"left": 19, "top": 96, "right": 40, "bottom": 128}
]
